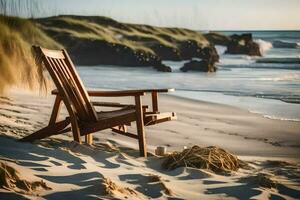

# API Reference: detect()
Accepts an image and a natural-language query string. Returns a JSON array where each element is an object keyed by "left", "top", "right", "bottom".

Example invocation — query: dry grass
[
  {"left": 162, "top": 146, "right": 246, "bottom": 174},
  {"left": 0, "top": 15, "right": 61, "bottom": 94},
  {"left": 100, "top": 178, "right": 142, "bottom": 199},
  {"left": 36, "top": 15, "right": 209, "bottom": 56},
  {"left": 0, "top": 162, "right": 51, "bottom": 193}
]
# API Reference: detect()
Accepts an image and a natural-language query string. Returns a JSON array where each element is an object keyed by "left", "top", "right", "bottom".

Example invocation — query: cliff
[{"left": 34, "top": 15, "right": 216, "bottom": 68}]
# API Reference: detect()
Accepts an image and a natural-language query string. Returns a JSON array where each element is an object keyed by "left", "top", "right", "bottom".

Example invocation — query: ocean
[{"left": 77, "top": 31, "right": 300, "bottom": 121}]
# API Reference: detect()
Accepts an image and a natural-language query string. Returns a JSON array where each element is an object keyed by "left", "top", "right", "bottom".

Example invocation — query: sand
[{"left": 0, "top": 88, "right": 299, "bottom": 199}]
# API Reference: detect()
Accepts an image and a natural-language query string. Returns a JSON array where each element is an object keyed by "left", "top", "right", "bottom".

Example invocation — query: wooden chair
[{"left": 20, "top": 46, "right": 176, "bottom": 157}]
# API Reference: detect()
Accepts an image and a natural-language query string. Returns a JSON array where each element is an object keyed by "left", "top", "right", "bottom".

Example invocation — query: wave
[
  {"left": 259, "top": 73, "right": 300, "bottom": 81},
  {"left": 249, "top": 111, "right": 300, "bottom": 122},
  {"left": 254, "top": 39, "right": 273, "bottom": 54},
  {"left": 175, "top": 88, "right": 300, "bottom": 104},
  {"left": 219, "top": 63, "right": 300, "bottom": 70},
  {"left": 272, "top": 40, "right": 300, "bottom": 48},
  {"left": 256, "top": 57, "right": 300, "bottom": 64},
  {"left": 215, "top": 45, "right": 227, "bottom": 55}
]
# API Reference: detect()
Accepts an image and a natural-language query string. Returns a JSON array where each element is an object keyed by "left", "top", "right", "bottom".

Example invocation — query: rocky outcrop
[
  {"left": 272, "top": 40, "right": 300, "bottom": 48},
  {"left": 199, "top": 45, "right": 219, "bottom": 64},
  {"left": 205, "top": 32, "right": 261, "bottom": 56},
  {"left": 180, "top": 60, "right": 217, "bottom": 72},
  {"left": 153, "top": 64, "right": 172, "bottom": 72},
  {"left": 225, "top": 34, "right": 261, "bottom": 56},
  {"left": 204, "top": 32, "right": 231, "bottom": 46},
  {"left": 43, "top": 29, "right": 161, "bottom": 67},
  {"left": 180, "top": 45, "right": 219, "bottom": 72},
  {"left": 150, "top": 44, "right": 181, "bottom": 61}
]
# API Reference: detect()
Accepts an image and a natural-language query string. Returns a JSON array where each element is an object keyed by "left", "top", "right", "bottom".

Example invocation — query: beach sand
[{"left": 0, "top": 88, "right": 299, "bottom": 199}]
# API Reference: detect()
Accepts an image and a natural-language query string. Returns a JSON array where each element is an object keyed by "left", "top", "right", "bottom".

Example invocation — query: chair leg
[
  {"left": 135, "top": 96, "right": 147, "bottom": 157},
  {"left": 20, "top": 119, "right": 70, "bottom": 142},
  {"left": 85, "top": 134, "right": 93, "bottom": 145},
  {"left": 70, "top": 117, "right": 82, "bottom": 144},
  {"left": 49, "top": 95, "right": 62, "bottom": 125}
]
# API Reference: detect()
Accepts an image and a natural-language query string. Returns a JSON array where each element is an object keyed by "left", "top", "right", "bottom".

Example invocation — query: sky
[{"left": 2, "top": 0, "right": 300, "bottom": 30}]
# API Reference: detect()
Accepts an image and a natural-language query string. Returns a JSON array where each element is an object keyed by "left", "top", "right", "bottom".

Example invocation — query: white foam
[
  {"left": 259, "top": 73, "right": 300, "bottom": 81},
  {"left": 254, "top": 39, "right": 273, "bottom": 54},
  {"left": 273, "top": 40, "right": 300, "bottom": 48},
  {"left": 215, "top": 45, "right": 227, "bottom": 55}
]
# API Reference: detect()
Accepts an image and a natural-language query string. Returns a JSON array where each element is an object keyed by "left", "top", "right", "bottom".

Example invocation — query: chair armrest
[
  {"left": 91, "top": 101, "right": 134, "bottom": 108},
  {"left": 130, "top": 88, "right": 175, "bottom": 93},
  {"left": 51, "top": 88, "right": 175, "bottom": 96},
  {"left": 51, "top": 89, "right": 145, "bottom": 97},
  {"left": 87, "top": 88, "right": 175, "bottom": 96}
]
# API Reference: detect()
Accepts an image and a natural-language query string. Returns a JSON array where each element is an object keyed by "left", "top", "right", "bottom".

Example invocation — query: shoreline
[
  {"left": 169, "top": 90, "right": 300, "bottom": 122},
  {"left": 1, "top": 88, "right": 300, "bottom": 160}
]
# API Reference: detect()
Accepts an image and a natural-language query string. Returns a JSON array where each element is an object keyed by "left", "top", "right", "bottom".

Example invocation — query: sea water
[{"left": 77, "top": 31, "right": 300, "bottom": 121}]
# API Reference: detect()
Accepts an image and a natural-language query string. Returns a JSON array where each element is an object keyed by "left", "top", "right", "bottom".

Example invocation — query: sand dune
[{"left": 0, "top": 89, "right": 299, "bottom": 199}]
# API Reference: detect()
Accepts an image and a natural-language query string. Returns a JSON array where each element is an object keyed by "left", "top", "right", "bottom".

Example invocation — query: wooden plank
[
  {"left": 52, "top": 88, "right": 174, "bottom": 96},
  {"left": 20, "top": 118, "right": 70, "bottom": 142},
  {"left": 81, "top": 112, "right": 137, "bottom": 135},
  {"left": 49, "top": 94, "right": 62, "bottom": 125},
  {"left": 144, "top": 112, "right": 176, "bottom": 126},
  {"left": 135, "top": 96, "right": 147, "bottom": 157},
  {"left": 87, "top": 90, "right": 145, "bottom": 97},
  {"left": 92, "top": 101, "right": 136, "bottom": 108},
  {"left": 58, "top": 58, "right": 90, "bottom": 119},
  {"left": 151, "top": 91, "right": 158, "bottom": 112},
  {"left": 62, "top": 50, "right": 98, "bottom": 122},
  {"left": 53, "top": 58, "right": 90, "bottom": 122},
  {"left": 111, "top": 128, "right": 138, "bottom": 139},
  {"left": 136, "top": 88, "right": 175, "bottom": 93},
  {"left": 70, "top": 117, "right": 81, "bottom": 144},
  {"left": 85, "top": 134, "right": 93, "bottom": 145},
  {"left": 40, "top": 47, "right": 65, "bottom": 59},
  {"left": 53, "top": 58, "right": 87, "bottom": 120}
]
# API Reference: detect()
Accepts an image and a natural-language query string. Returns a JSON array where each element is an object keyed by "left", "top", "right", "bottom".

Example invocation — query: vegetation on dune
[
  {"left": 35, "top": 15, "right": 210, "bottom": 64},
  {"left": 37, "top": 15, "right": 208, "bottom": 51},
  {"left": 203, "top": 32, "right": 231, "bottom": 46},
  {"left": 0, "top": 15, "right": 61, "bottom": 93}
]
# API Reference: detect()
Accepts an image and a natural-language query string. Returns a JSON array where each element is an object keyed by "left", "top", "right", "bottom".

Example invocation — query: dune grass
[
  {"left": 0, "top": 15, "right": 61, "bottom": 94},
  {"left": 0, "top": 162, "right": 52, "bottom": 193},
  {"left": 36, "top": 15, "right": 209, "bottom": 55}
]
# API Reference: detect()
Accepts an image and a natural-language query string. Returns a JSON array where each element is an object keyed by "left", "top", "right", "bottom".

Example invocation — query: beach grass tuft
[
  {"left": 162, "top": 145, "right": 247, "bottom": 174},
  {"left": 0, "top": 162, "right": 52, "bottom": 192},
  {"left": 0, "top": 15, "right": 61, "bottom": 94}
]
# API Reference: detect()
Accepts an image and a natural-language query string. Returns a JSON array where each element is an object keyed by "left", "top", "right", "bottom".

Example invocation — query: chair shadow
[
  {"left": 0, "top": 135, "right": 121, "bottom": 171},
  {"left": 205, "top": 181, "right": 262, "bottom": 200},
  {"left": 277, "top": 184, "right": 300, "bottom": 199},
  {"left": 0, "top": 136, "right": 121, "bottom": 199},
  {"left": 0, "top": 136, "right": 86, "bottom": 171},
  {"left": 205, "top": 178, "right": 300, "bottom": 200},
  {"left": 65, "top": 141, "right": 121, "bottom": 169},
  {"left": 39, "top": 172, "right": 105, "bottom": 200},
  {"left": 0, "top": 192, "right": 28, "bottom": 200}
]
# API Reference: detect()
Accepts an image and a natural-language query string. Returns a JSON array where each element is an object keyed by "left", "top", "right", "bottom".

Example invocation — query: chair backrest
[{"left": 32, "top": 46, "right": 98, "bottom": 122}]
